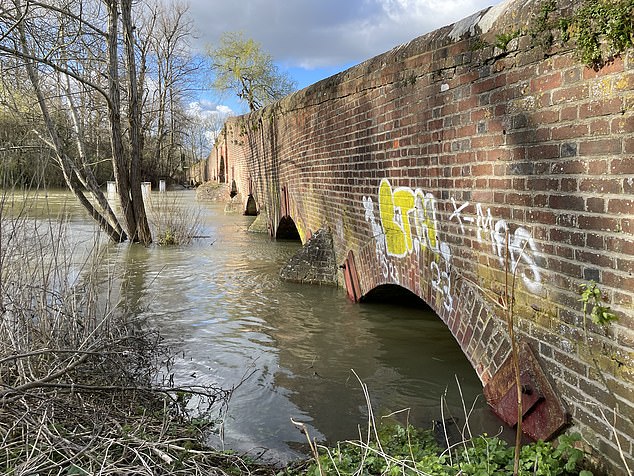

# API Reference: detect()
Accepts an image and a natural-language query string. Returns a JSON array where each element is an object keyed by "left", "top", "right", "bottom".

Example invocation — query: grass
[
  {"left": 146, "top": 191, "right": 203, "bottom": 245},
  {"left": 281, "top": 373, "right": 592, "bottom": 476}
]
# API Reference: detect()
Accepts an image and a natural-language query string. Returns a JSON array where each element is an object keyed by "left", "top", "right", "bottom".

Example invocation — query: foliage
[
  {"left": 281, "top": 423, "right": 591, "bottom": 476},
  {"left": 579, "top": 281, "right": 619, "bottom": 326},
  {"left": 562, "top": 0, "right": 634, "bottom": 68},
  {"left": 529, "top": 0, "right": 558, "bottom": 50},
  {"left": 147, "top": 191, "right": 203, "bottom": 245},
  {"left": 495, "top": 30, "right": 521, "bottom": 50},
  {"left": 208, "top": 32, "right": 297, "bottom": 111},
  {"left": 530, "top": 0, "right": 634, "bottom": 68}
]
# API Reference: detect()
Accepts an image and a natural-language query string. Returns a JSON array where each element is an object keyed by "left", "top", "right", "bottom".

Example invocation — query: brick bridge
[{"left": 190, "top": 0, "right": 634, "bottom": 472}]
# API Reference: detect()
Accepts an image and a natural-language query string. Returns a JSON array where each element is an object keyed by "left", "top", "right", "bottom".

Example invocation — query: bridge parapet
[{"left": 197, "top": 0, "right": 634, "bottom": 471}]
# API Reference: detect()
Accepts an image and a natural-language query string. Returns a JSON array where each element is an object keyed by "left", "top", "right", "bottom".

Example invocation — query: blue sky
[{"left": 183, "top": 0, "right": 505, "bottom": 116}]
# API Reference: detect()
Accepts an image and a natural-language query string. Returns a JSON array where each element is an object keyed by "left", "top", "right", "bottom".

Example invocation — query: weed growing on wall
[
  {"left": 495, "top": 30, "right": 521, "bottom": 50},
  {"left": 530, "top": 0, "right": 634, "bottom": 68},
  {"left": 579, "top": 281, "right": 618, "bottom": 326},
  {"left": 561, "top": 0, "right": 634, "bottom": 68}
]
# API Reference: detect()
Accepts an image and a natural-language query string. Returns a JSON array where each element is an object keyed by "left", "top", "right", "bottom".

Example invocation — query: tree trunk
[
  {"left": 122, "top": 0, "right": 152, "bottom": 244},
  {"left": 17, "top": 0, "right": 125, "bottom": 243},
  {"left": 105, "top": 0, "right": 144, "bottom": 243}
]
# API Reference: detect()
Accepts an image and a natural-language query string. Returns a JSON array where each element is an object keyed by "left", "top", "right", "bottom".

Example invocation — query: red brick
[
  {"left": 551, "top": 160, "right": 586, "bottom": 174},
  {"left": 589, "top": 118, "right": 610, "bottom": 136},
  {"left": 552, "top": 123, "right": 588, "bottom": 140},
  {"left": 611, "top": 115, "right": 634, "bottom": 134},
  {"left": 579, "top": 138, "right": 622, "bottom": 156},
  {"left": 578, "top": 215, "right": 620, "bottom": 232},
  {"left": 562, "top": 66, "right": 582, "bottom": 84},
  {"left": 579, "top": 98, "right": 624, "bottom": 119},
  {"left": 585, "top": 197, "right": 606, "bottom": 213},
  {"left": 611, "top": 158, "right": 634, "bottom": 174},
  {"left": 587, "top": 159, "right": 610, "bottom": 174},
  {"left": 603, "top": 271, "right": 634, "bottom": 292},
  {"left": 579, "top": 178, "right": 622, "bottom": 194},
  {"left": 582, "top": 57, "right": 624, "bottom": 78},
  {"left": 552, "top": 84, "right": 588, "bottom": 103},
  {"left": 560, "top": 105, "right": 578, "bottom": 121},
  {"left": 531, "top": 72, "right": 562, "bottom": 91},
  {"left": 549, "top": 194, "right": 585, "bottom": 211},
  {"left": 527, "top": 144, "right": 560, "bottom": 160},
  {"left": 608, "top": 198, "right": 634, "bottom": 214}
]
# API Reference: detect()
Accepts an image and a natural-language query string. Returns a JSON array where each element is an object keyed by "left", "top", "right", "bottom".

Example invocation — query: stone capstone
[{"left": 279, "top": 228, "right": 337, "bottom": 285}]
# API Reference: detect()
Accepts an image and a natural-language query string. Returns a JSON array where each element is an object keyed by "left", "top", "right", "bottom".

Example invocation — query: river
[{"left": 5, "top": 189, "right": 504, "bottom": 462}]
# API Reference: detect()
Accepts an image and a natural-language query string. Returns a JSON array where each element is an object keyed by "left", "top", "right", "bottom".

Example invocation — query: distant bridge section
[{"left": 190, "top": 0, "right": 634, "bottom": 472}]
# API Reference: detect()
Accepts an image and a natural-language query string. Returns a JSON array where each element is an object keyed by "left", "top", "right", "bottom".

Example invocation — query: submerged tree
[
  {"left": 208, "top": 32, "right": 296, "bottom": 112},
  {"left": 0, "top": 0, "right": 203, "bottom": 244},
  {"left": 0, "top": 0, "right": 150, "bottom": 242}
]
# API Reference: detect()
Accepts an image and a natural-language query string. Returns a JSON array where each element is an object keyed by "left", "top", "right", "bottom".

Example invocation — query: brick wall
[{"left": 198, "top": 0, "right": 633, "bottom": 471}]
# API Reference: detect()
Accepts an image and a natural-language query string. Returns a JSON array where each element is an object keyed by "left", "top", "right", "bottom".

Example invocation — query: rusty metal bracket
[
  {"left": 484, "top": 341, "right": 568, "bottom": 441},
  {"left": 342, "top": 250, "right": 362, "bottom": 303}
]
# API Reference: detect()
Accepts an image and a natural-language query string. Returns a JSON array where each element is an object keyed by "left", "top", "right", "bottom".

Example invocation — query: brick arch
[
  {"left": 349, "top": 240, "right": 509, "bottom": 387},
  {"left": 275, "top": 215, "right": 301, "bottom": 241},
  {"left": 194, "top": 0, "right": 634, "bottom": 470},
  {"left": 244, "top": 194, "right": 258, "bottom": 216}
]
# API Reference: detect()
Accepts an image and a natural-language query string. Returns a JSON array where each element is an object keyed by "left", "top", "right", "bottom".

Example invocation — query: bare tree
[
  {"left": 137, "top": 0, "right": 201, "bottom": 182},
  {"left": 0, "top": 0, "right": 153, "bottom": 243}
]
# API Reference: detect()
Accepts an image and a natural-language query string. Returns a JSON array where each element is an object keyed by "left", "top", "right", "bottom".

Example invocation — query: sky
[{"left": 182, "top": 0, "right": 505, "bottom": 136}]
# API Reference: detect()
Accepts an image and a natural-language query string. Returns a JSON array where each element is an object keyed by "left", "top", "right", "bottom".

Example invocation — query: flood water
[{"left": 4, "top": 189, "right": 504, "bottom": 462}]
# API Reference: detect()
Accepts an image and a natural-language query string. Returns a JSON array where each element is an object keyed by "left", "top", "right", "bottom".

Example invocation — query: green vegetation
[
  {"left": 561, "top": 0, "right": 634, "bottom": 68},
  {"left": 282, "top": 423, "right": 592, "bottom": 476},
  {"left": 529, "top": 0, "right": 634, "bottom": 68},
  {"left": 207, "top": 32, "right": 297, "bottom": 112},
  {"left": 529, "top": 0, "right": 558, "bottom": 50},
  {"left": 579, "top": 281, "right": 619, "bottom": 326},
  {"left": 495, "top": 30, "right": 521, "bottom": 51}
]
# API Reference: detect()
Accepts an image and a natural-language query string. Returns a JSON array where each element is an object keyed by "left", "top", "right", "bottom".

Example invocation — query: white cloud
[
  {"left": 187, "top": 101, "right": 234, "bottom": 120},
  {"left": 185, "top": 0, "right": 504, "bottom": 69}
]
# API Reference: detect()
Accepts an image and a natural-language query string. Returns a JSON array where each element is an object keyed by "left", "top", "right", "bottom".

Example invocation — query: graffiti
[
  {"left": 475, "top": 203, "right": 494, "bottom": 243},
  {"left": 373, "top": 179, "right": 450, "bottom": 309},
  {"left": 363, "top": 196, "right": 399, "bottom": 284},
  {"left": 449, "top": 197, "right": 473, "bottom": 235},
  {"left": 378, "top": 178, "right": 439, "bottom": 257},
  {"left": 378, "top": 180, "right": 415, "bottom": 257},
  {"left": 431, "top": 242, "right": 453, "bottom": 312},
  {"left": 363, "top": 179, "right": 544, "bottom": 312},
  {"left": 491, "top": 221, "right": 542, "bottom": 293}
]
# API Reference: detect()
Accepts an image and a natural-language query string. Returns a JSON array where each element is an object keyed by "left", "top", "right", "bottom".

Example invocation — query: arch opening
[
  {"left": 276, "top": 216, "right": 301, "bottom": 241},
  {"left": 244, "top": 194, "right": 258, "bottom": 216},
  {"left": 360, "top": 284, "right": 432, "bottom": 310},
  {"left": 219, "top": 156, "right": 226, "bottom": 183}
]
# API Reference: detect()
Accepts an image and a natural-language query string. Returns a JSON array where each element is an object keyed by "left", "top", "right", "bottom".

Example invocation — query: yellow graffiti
[
  {"left": 378, "top": 179, "right": 439, "bottom": 257},
  {"left": 378, "top": 179, "right": 416, "bottom": 257}
]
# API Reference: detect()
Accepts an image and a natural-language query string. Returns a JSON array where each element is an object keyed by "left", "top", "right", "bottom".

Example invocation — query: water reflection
[{"left": 5, "top": 190, "right": 500, "bottom": 462}]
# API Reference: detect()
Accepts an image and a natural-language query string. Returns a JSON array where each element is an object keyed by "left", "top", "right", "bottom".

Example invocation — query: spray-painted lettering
[{"left": 363, "top": 179, "right": 545, "bottom": 313}]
